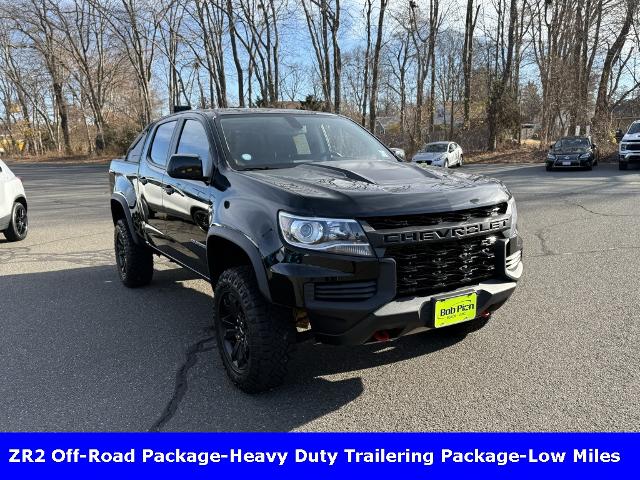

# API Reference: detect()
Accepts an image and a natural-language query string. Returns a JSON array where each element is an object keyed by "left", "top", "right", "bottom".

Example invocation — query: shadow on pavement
[{"left": 0, "top": 264, "right": 463, "bottom": 432}]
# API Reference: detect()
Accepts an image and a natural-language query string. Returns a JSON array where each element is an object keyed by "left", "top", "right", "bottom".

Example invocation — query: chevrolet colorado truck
[{"left": 109, "top": 109, "right": 523, "bottom": 393}]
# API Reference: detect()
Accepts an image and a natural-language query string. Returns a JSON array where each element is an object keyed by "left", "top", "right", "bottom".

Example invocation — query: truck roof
[
  {"left": 203, "top": 108, "right": 325, "bottom": 116},
  {"left": 151, "top": 108, "right": 337, "bottom": 125}
]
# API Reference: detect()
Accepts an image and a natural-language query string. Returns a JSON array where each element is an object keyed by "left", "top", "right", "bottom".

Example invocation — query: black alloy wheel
[
  {"left": 3, "top": 202, "right": 28, "bottom": 241},
  {"left": 115, "top": 230, "right": 127, "bottom": 276},
  {"left": 217, "top": 289, "right": 250, "bottom": 374},
  {"left": 14, "top": 203, "right": 27, "bottom": 237}
]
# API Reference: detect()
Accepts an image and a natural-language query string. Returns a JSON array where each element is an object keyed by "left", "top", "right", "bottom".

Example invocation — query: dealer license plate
[
  {"left": 562, "top": 161, "right": 571, "bottom": 166},
  {"left": 434, "top": 292, "right": 477, "bottom": 328}
]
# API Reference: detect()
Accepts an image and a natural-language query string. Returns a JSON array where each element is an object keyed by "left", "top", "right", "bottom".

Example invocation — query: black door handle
[
  {"left": 164, "top": 185, "right": 175, "bottom": 195},
  {"left": 139, "top": 176, "right": 148, "bottom": 185}
]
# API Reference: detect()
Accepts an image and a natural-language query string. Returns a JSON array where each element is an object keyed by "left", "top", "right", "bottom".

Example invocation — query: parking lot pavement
[{"left": 1, "top": 162, "right": 639, "bottom": 432}]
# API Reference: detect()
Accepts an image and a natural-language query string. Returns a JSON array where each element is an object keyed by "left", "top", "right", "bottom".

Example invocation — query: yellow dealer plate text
[{"left": 434, "top": 292, "right": 477, "bottom": 328}]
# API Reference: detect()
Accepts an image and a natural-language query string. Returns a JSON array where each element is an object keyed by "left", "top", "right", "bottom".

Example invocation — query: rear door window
[{"left": 149, "top": 121, "right": 177, "bottom": 167}]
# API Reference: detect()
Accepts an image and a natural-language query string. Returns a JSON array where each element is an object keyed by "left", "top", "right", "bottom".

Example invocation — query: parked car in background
[
  {"left": 546, "top": 136, "right": 598, "bottom": 171},
  {"left": 412, "top": 141, "right": 463, "bottom": 167},
  {"left": 0, "top": 159, "right": 28, "bottom": 241},
  {"left": 619, "top": 120, "right": 640, "bottom": 170}
]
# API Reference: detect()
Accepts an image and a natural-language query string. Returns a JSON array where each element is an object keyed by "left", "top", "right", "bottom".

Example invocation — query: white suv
[
  {"left": 619, "top": 120, "right": 640, "bottom": 170},
  {"left": 0, "top": 159, "right": 28, "bottom": 241}
]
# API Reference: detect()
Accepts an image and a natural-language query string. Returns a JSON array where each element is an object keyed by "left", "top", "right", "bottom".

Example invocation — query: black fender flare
[
  {"left": 110, "top": 193, "right": 141, "bottom": 245},
  {"left": 207, "top": 226, "right": 272, "bottom": 302}
]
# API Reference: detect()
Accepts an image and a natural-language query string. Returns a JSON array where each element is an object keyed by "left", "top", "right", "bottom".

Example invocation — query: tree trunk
[
  {"left": 331, "top": 0, "right": 342, "bottom": 113},
  {"left": 368, "top": 0, "right": 388, "bottom": 133},
  {"left": 52, "top": 81, "right": 71, "bottom": 154},
  {"left": 226, "top": 0, "right": 244, "bottom": 107},
  {"left": 487, "top": 0, "right": 517, "bottom": 151},
  {"left": 361, "top": 0, "right": 372, "bottom": 125},
  {"left": 462, "top": 0, "right": 478, "bottom": 126}
]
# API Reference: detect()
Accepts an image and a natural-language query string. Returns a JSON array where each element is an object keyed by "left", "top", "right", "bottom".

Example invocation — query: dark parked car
[
  {"left": 546, "top": 136, "right": 598, "bottom": 171},
  {"left": 109, "top": 109, "right": 523, "bottom": 392}
]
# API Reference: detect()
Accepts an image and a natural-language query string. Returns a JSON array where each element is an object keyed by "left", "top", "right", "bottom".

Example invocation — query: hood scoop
[{"left": 303, "top": 163, "right": 375, "bottom": 184}]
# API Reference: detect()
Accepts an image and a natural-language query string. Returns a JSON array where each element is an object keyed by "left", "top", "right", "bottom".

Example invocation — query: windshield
[
  {"left": 628, "top": 123, "right": 640, "bottom": 135},
  {"left": 217, "top": 113, "right": 393, "bottom": 170},
  {"left": 421, "top": 143, "right": 448, "bottom": 153},
  {"left": 554, "top": 138, "right": 589, "bottom": 149}
]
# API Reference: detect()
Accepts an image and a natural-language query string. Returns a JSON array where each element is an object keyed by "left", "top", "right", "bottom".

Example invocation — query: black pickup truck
[{"left": 109, "top": 109, "right": 523, "bottom": 392}]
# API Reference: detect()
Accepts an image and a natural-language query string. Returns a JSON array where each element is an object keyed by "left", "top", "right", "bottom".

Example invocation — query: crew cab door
[
  {"left": 161, "top": 117, "right": 214, "bottom": 276},
  {"left": 138, "top": 119, "right": 178, "bottom": 248}
]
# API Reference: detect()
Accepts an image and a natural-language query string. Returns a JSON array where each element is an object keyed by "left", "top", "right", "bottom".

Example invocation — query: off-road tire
[
  {"left": 114, "top": 219, "right": 153, "bottom": 287},
  {"left": 3, "top": 201, "right": 28, "bottom": 242},
  {"left": 619, "top": 161, "right": 627, "bottom": 170},
  {"left": 546, "top": 165, "right": 553, "bottom": 172},
  {"left": 214, "top": 266, "right": 295, "bottom": 393}
]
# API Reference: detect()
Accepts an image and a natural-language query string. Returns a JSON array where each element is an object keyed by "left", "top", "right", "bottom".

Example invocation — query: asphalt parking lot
[{"left": 1, "top": 161, "right": 639, "bottom": 432}]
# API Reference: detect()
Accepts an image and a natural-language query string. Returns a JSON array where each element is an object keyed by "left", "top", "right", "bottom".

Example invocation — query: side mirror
[
  {"left": 549, "top": 143, "right": 555, "bottom": 150},
  {"left": 167, "top": 153, "right": 206, "bottom": 181},
  {"left": 389, "top": 147, "right": 406, "bottom": 161},
  {"left": 592, "top": 143, "right": 597, "bottom": 149}
]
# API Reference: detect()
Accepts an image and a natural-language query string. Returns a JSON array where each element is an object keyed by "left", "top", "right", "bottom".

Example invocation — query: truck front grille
[
  {"left": 626, "top": 143, "right": 640, "bottom": 151},
  {"left": 361, "top": 203, "right": 507, "bottom": 230},
  {"left": 386, "top": 235, "right": 498, "bottom": 297}
]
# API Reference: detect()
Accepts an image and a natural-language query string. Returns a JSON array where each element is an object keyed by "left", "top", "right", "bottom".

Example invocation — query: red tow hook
[
  {"left": 373, "top": 330, "right": 391, "bottom": 342},
  {"left": 480, "top": 310, "right": 492, "bottom": 319}
]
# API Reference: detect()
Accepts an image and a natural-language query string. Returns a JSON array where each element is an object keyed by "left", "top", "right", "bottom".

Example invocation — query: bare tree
[
  {"left": 5, "top": 0, "right": 73, "bottom": 153},
  {"left": 462, "top": 0, "right": 480, "bottom": 126},
  {"left": 97, "top": 0, "right": 167, "bottom": 126},
  {"left": 593, "top": 0, "right": 639, "bottom": 134},
  {"left": 368, "top": 0, "right": 389, "bottom": 132},
  {"left": 49, "top": 0, "right": 123, "bottom": 150}
]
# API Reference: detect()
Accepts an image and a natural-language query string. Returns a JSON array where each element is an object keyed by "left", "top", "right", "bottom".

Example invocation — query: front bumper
[
  {"left": 313, "top": 279, "right": 517, "bottom": 345},
  {"left": 619, "top": 152, "right": 640, "bottom": 163},
  {"left": 547, "top": 157, "right": 592, "bottom": 168},
  {"left": 266, "top": 234, "right": 523, "bottom": 346},
  {"left": 413, "top": 159, "right": 445, "bottom": 166}
]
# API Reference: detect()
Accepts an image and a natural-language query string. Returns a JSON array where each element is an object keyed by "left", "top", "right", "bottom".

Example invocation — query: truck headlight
[
  {"left": 506, "top": 196, "right": 518, "bottom": 237},
  {"left": 579, "top": 153, "right": 590, "bottom": 159},
  {"left": 278, "top": 212, "right": 374, "bottom": 257},
  {"left": 546, "top": 153, "right": 556, "bottom": 160},
  {"left": 620, "top": 143, "right": 627, "bottom": 152}
]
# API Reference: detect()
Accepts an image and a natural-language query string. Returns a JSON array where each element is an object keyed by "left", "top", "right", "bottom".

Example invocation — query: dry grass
[{"left": 465, "top": 147, "right": 546, "bottom": 164}]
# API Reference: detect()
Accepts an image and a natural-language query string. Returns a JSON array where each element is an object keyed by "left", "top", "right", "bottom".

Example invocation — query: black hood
[{"left": 235, "top": 160, "right": 511, "bottom": 218}]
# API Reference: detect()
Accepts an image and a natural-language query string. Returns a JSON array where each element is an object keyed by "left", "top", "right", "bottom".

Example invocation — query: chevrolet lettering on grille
[{"left": 377, "top": 217, "right": 510, "bottom": 245}]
